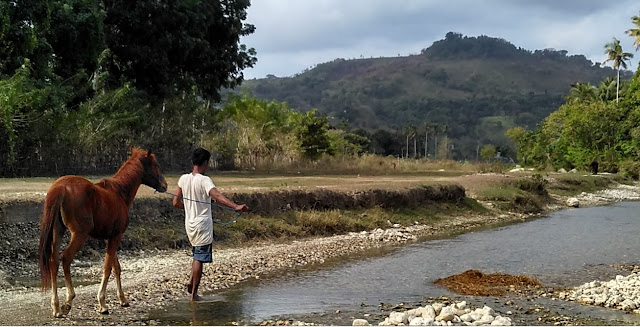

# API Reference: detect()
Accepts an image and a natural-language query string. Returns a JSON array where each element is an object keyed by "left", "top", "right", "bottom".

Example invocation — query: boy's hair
[{"left": 192, "top": 147, "right": 211, "bottom": 166}]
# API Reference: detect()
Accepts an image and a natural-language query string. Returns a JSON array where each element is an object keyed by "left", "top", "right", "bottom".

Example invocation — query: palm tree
[
  {"left": 603, "top": 38, "right": 634, "bottom": 104},
  {"left": 627, "top": 14, "right": 640, "bottom": 51},
  {"left": 597, "top": 77, "right": 616, "bottom": 102},
  {"left": 567, "top": 82, "right": 596, "bottom": 102}
]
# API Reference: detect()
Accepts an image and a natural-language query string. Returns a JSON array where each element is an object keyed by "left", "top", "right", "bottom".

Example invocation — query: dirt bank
[{"left": 0, "top": 175, "right": 637, "bottom": 325}]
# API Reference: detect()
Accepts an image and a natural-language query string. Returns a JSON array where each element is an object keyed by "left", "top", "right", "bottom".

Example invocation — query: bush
[
  {"left": 620, "top": 160, "right": 640, "bottom": 180},
  {"left": 514, "top": 173, "right": 548, "bottom": 196}
]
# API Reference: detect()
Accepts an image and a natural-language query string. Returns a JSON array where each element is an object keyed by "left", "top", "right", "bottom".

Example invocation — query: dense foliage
[
  {"left": 508, "top": 69, "right": 640, "bottom": 174},
  {"left": 0, "top": 0, "right": 257, "bottom": 176}
]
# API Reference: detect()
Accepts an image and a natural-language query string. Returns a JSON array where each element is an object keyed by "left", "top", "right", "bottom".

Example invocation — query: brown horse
[{"left": 38, "top": 147, "right": 167, "bottom": 317}]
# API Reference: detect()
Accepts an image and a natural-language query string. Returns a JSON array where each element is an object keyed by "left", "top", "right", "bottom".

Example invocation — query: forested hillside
[{"left": 238, "top": 32, "right": 631, "bottom": 160}]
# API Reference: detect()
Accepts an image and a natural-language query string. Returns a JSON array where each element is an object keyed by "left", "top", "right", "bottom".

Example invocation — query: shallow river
[{"left": 152, "top": 201, "right": 640, "bottom": 325}]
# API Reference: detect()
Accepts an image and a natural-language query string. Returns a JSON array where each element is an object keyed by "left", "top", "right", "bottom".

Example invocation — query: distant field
[{"left": 0, "top": 171, "right": 514, "bottom": 203}]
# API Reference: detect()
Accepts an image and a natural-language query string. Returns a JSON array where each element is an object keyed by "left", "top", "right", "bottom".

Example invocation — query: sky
[{"left": 240, "top": 0, "right": 640, "bottom": 80}]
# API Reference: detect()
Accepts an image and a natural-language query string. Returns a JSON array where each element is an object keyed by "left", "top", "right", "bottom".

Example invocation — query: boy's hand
[{"left": 235, "top": 204, "right": 249, "bottom": 212}]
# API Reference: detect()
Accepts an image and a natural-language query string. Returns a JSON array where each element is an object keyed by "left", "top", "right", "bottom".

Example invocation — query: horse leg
[
  {"left": 97, "top": 236, "right": 122, "bottom": 314},
  {"left": 50, "top": 221, "right": 64, "bottom": 317},
  {"left": 113, "top": 251, "right": 129, "bottom": 307},
  {"left": 97, "top": 241, "right": 115, "bottom": 314},
  {"left": 60, "top": 231, "right": 88, "bottom": 315}
]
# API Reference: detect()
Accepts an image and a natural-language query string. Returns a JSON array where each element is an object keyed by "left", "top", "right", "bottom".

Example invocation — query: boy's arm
[
  {"left": 209, "top": 188, "right": 249, "bottom": 211},
  {"left": 172, "top": 187, "right": 184, "bottom": 209}
]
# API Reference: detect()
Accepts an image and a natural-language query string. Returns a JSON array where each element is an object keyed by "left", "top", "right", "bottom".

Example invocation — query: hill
[{"left": 236, "top": 32, "right": 631, "bottom": 160}]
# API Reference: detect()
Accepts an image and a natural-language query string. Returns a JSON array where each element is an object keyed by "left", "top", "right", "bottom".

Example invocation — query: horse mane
[{"left": 96, "top": 147, "right": 148, "bottom": 205}]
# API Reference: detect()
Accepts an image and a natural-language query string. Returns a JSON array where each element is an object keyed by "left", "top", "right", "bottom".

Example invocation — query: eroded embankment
[{"left": 0, "top": 184, "right": 466, "bottom": 288}]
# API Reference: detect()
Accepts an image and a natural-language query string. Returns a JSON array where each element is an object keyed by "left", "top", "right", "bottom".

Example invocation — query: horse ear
[
  {"left": 130, "top": 145, "right": 135, "bottom": 154},
  {"left": 147, "top": 149, "right": 152, "bottom": 157}
]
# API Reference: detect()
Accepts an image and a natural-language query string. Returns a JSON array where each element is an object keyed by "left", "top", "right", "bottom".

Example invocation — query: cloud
[{"left": 241, "top": 0, "right": 640, "bottom": 79}]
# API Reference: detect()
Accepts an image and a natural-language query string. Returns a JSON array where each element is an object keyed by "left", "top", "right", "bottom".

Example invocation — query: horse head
[{"left": 138, "top": 148, "right": 168, "bottom": 192}]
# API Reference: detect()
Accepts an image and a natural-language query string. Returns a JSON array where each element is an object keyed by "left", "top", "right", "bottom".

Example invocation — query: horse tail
[{"left": 38, "top": 189, "right": 63, "bottom": 292}]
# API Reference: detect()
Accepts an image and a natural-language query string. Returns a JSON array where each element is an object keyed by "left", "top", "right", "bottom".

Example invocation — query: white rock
[
  {"left": 469, "top": 312, "right": 484, "bottom": 321},
  {"left": 353, "top": 319, "right": 370, "bottom": 326},
  {"left": 567, "top": 197, "right": 579, "bottom": 207},
  {"left": 378, "top": 318, "right": 393, "bottom": 326},
  {"left": 436, "top": 311, "right": 455, "bottom": 322},
  {"left": 455, "top": 301, "right": 467, "bottom": 310},
  {"left": 432, "top": 303, "right": 444, "bottom": 315},
  {"left": 460, "top": 314, "right": 472, "bottom": 322},
  {"left": 422, "top": 306, "right": 437, "bottom": 319},
  {"left": 389, "top": 312, "right": 409, "bottom": 325},
  {"left": 558, "top": 168, "right": 567, "bottom": 173},
  {"left": 481, "top": 306, "right": 495, "bottom": 316},
  {"left": 491, "top": 317, "right": 512, "bottom": 326},
  {"left": 478, "top": 314, "right": 495, "bottom": 324},
  {"left": 409, "top": 317, "right": 427, "bottom": 326}
]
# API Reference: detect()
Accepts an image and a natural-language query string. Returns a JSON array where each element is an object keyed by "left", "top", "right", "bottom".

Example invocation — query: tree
[
  {"left": 101, "top": 0, "right": 257, "bottom": 101},
  {"left": 297, "top": 109, "right": 333, "bottom": 160},
  {"left": 567, "top": 82, "right": 596, "bottom": 102},
  {"left": 480, "top": 144, "right": 497, "bottom": 161},
  {"left": 627, "top": 13, "right": 640, "bottom": 51},
  {"left": 597, "top": 77, "right": 617, "bottom": 102},
  {"left": 603, "top": 38, "right": 634, "bottom": 104}
]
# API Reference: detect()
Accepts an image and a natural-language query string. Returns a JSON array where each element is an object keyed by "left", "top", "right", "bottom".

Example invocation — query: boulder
[
  {"left": 352, "top": 319, "right": 370, "bottom": 326},
  {"left": 389, "top": 312, "right": 409, "bottom": 325},
  {"left": 432, "top": 303, "right": 444, "bottom": 315},
  {"left": 567, "top": 198, "right": 580, "bottom": 208},
  {"left": 409, "top": 317, "right": 427, "bottom": 326},
  {"left": 422, "top": 306, "right": 437, "bottom": 319}
]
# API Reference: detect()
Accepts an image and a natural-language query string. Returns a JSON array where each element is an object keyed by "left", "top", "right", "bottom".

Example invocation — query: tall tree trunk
[
  {"left": 413, "top": 137, "right": 417, "bottom": 158},
  {"left": 424, "top": 132, "right": 428, "bottom": 158},
  {"left": 616, "top": 68, "right": 620, "bottom": 104},
  {"left": 406, "top": 135, "right": 409, "bottom": 159}
]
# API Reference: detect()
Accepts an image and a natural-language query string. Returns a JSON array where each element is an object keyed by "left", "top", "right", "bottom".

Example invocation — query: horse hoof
[
  {"left": 61, "top": 303, "right": 72, "bottom": 315},
  {"left": 100, "top": 309, "right": 109, "bottom": 315},
  {"left": 54, "top": 312, "right": 64, "bottom": 318},
  {"left": 121, "top": 302, "right": 130, "bottom": 308}
]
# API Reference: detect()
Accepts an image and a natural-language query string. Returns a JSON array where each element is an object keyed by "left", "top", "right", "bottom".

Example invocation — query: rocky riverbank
[{"left": 0, "top": 180, "right": 639, "bottom": 326}]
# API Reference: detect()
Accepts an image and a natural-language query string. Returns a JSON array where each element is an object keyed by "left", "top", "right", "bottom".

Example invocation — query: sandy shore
[{"left": 0, "top": 181, "right": 638, "bottom": 326}]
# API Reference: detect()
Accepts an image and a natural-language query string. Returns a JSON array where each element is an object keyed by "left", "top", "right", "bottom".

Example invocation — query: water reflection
[{"left": 151, "top": 201, "right": 640, "bottom": 324}]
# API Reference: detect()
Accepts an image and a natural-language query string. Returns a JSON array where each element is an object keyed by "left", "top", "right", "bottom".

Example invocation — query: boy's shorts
[{"left": 192, "top": 243, "right": 213, "bottom": 263}]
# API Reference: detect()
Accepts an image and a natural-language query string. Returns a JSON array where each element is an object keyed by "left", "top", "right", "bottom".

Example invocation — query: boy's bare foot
[
  {"left": 186, "top": 283, "right": 193, "bottom": 295},
  {"left": 190, "top": 294, "right": 202, "bottom": 302}
]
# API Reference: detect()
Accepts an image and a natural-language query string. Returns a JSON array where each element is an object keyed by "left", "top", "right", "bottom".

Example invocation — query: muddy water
[{"left": 152, "top": 202, "right": 640, "bottom": 325}]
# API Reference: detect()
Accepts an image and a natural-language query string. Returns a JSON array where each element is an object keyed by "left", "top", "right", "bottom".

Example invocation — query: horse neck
[{"left": 110, "top": 160, "right": 144, "bottom": 207}]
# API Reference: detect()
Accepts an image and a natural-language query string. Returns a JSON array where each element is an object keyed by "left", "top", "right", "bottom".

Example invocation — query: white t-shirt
[{"left": 178, "top": 173, "right": 216, "bottom": 246}]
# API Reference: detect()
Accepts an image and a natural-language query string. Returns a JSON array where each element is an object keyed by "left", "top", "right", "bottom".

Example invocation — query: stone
[
  {"left": 409, "top": 317, "right": 427, "bottom": 326},
  {"left": 389, "top": 312, "right": 409, "bottom": 325},
  {"left": 422, "top": 306, "right": 437, "bottom": 319},
  {"left": 567, "top": 198, "right": 579, "bottom": 208},
  {"left": 435, "top": 308, "right": 455, "bottom": 322},
  {"left": 352, "top": 319, "right": 370, "bottom": 326},
  {"left": 455, "top": 301, "right": 467, "bottom": 310},
  {"left": 460, "top": 314, "right": 472, "bottom": 322},
  {"left": 491, "top": 317, "right": 512, "bottom": 326},
  {"left": 558, "top": 168, "right": 567, "bottom": 173},
  {"left": 432, "top": 303, "right": 444, "bottom": 315},
  {"left": 469, "top": 312, "right": 484, "bottom": 321}
]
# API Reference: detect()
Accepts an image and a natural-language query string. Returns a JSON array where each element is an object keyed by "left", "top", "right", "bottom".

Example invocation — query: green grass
[{"left": 547, "top": 174, "right": 630, "bottom": 196}]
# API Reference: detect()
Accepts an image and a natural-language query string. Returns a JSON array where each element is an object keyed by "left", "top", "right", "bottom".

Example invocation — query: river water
[{"left": 152, "top": 201, "right": 640, "bottom": 325}]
